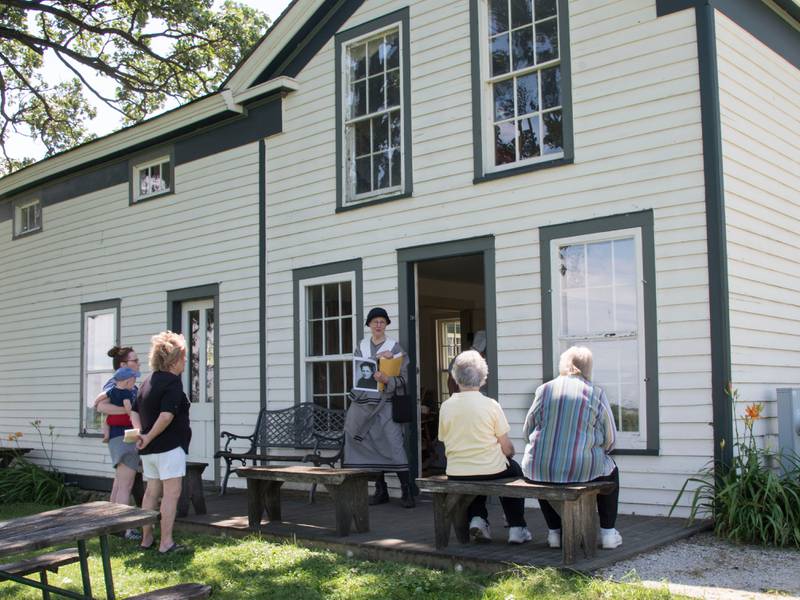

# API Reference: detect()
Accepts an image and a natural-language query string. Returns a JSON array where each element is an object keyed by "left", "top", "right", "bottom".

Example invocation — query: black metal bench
[{"left": 215, "top": 402, "right": 345, "bottom": 495}]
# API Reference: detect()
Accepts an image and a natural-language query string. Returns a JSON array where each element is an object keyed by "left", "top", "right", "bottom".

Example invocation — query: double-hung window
[
  {"left": 472, "top": 0, "right": 573, "bottom": 178},
  {"left": 80, "top": 300, "right": 120, "bottom": 435},
  {"left": 336, "top": 9, "right": 411, "bottom": 209},
  {"left": 13, "top": 198, "right": 42, "bottom": 237},
  {"left": 541, "top": 213, "right": 659, "bottom": 452},
  {"left": 298, "top": 273, "right": 357, "bottom": 411}
]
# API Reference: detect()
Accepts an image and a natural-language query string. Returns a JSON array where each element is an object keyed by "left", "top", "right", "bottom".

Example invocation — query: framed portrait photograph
[{"left": 353, "top": 357, "right": 379, "bottom": 392}]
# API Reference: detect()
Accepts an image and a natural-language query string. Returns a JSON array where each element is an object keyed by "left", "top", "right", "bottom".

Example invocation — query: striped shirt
[{"left": 521, "top": 375, "right": 617, "bottom": 483}]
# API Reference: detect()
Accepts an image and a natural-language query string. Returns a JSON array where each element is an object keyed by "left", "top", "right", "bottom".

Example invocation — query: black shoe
[
  {"left": 400, "top": 484, "right": 415, "bottom": 508},
  {"left": 369, "top": 481, "right": 389, "bottom": 505}
]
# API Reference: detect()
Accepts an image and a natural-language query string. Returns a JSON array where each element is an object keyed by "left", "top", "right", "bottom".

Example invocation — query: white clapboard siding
[
  {"left": 0, "top": 143, "right": 261, "bottom": 480},
  {"left": 716, "top": 11, "right": 800, "bottom": 445},
  {"left": 263, "top": 0, "right": 710, "bottom": 515}
]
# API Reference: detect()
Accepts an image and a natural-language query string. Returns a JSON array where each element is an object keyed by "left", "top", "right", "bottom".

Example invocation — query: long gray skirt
[{"left": 343, "top": 399, "right": 408, "bottom": 471}]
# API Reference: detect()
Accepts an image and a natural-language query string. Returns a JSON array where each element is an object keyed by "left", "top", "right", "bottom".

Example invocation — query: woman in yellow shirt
[{"left": 438, "top": 350, "right": 531, "bottom": 544}]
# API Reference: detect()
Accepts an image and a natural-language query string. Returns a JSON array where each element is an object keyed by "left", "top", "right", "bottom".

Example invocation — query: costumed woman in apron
[{"left": 343, "top": 307, "right": 415, "bottom": 508}]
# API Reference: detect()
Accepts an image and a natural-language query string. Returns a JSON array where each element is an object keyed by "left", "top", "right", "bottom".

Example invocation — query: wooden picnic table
[
  {"left": 0, "top": 447, "right": 32, "bottom": 467},
  {"left": 0, "top": 501, "right": 158, "bottom": 600}
]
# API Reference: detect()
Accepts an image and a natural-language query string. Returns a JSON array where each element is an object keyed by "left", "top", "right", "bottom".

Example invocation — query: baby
[{"left": 94, "top": 366, "right": 139, "bottom": 443}]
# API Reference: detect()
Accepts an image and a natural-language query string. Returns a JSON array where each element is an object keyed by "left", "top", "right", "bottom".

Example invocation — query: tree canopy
[{"left": 0, "top": 0, "right": 271, "bottom": 175}]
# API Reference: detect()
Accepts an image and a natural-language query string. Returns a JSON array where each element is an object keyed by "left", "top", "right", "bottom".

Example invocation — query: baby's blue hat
[{"left": 114, "top": 366, "right": 140, "bottom": 380}]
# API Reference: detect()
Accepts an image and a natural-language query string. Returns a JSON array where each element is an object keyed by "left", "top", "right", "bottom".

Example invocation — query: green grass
[{"left": 0, "top": 503, "right": 680, "bottom": 599}]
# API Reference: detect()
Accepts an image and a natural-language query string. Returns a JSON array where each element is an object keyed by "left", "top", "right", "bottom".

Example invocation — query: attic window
[
  {"left": 132, "top": 155, "right": 173, "bottom": 203},
  {"left": 14, "top": 198, "right": 42, "bottom": 238}
]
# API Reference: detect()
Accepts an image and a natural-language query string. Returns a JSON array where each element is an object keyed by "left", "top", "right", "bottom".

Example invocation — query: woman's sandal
[
  {"left": 159, "top": 543, "right": 188, "bottom": 554},
  {"left": 138, "top": 542, "right": 154, "bottom": 550}
]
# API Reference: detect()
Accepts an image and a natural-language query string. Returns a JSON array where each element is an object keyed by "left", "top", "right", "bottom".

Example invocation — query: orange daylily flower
[
  {"left": 744, "top": 403, "right": 763, "bottom": 421},
  {"left": 14, "top": 432, "right": 22, "bottom": 438}
]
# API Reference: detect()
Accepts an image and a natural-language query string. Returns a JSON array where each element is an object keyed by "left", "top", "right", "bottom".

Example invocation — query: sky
[{"left": 11, "top": 0, "right": 292, "bottom": 161}]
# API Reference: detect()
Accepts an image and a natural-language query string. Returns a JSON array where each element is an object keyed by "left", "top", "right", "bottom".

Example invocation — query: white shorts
[{"left": 140, "top": 447, "right": 186, "bottom": 481}]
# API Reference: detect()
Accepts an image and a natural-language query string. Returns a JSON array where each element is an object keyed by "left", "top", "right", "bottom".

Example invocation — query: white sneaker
[
  {"left": 507, "top": 526, "right": 532, "bottom": 545},
  {"left": 600, "top": 528, "right": 623, "bottom": 549},
  {"left": 469, "top": 516, "right": 491, "bottom": 543},
  {"left": 547, "top": 528, "right": 561, "bottom": 548}
]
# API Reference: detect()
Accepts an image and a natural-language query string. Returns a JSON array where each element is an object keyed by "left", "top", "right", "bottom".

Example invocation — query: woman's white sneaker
[
  {"left": 547, "top": 529, "right": 561, "bottom": 548},
  {"left": 507, "top": 526, "right": 532, "bottom": 545},
  {"left": 600, "top": 528, "right": 623, "bottom": 549},
  {"left": 469, "top": 516, "right": 491, "bottom": 543}
]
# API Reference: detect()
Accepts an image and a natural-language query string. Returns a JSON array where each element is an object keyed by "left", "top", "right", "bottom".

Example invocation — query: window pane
[
  {"left": 512, "top": 26, "right": 534, "bottom": 70},
  {"left": 614, "top": 238, "right": 636, "bottom": 284},
  {"left": 390, "top": 147, "right": 401, "bottom": 187},
  {"left": 190, "top": 310, "right": 200, "bottom": 403},
  {"left": 560, "top": 244, "right": 585, "bottom": 289},
  {"left": 490, "top": 34, "right": 510, "bottom": 76},
  {"left": 350, "top": 43, "right": 366, "bottom": 80},
  {"left": 324, "top": 319, "right": 340, "bottom": 357},
  {"left": 518, "top": 116, "right": 540, "bottom": 159},
  {"left": 541, "top": 66, "right": 561, "bottom": 108},
  {"left": 588, "top": 285, "right": 614, "bottom": 333},
  {"left": 494, "top": 121, "right": 516, "bottom": 165},
  {"left": 493, "top": 79, "right": 514, "bottom": 121},
  {"left": 161, "top": 162, "right": 171, "bottom": 190},
  {"left": 309, "top": 320, "right": 323, "bottom": 356},
  {"left": 308, "top": 286, "right": 323, "bottom": 319},
  {"left": 385, "top": 32, "right": 400, "bottom": 69},
  {"left": 587, "top": 241, "right": 612, "bottom": 287},
  {"left": 490, "top": 0, "right": 509, "bottom": 34},
  {"left": 616, "top": 285, "right": 637, "bottom": 332},
  {"left": 517, "top": 72, "right": 539, "bottom": 114},
  {"left": 313, "top": 362, "right": 327, "bottom": 394},
  {"left": 390, "top": 110, "right": 401, "bottom": 147},
  {"left": 373, "top": 151, "right": 390, "bottom": 189},
  {"left": 510, "top": 0, "right": 532, "bottom": 28},
  {"left": 139, "top": 169, "right": 148, "bottom": 197},
  {"left": 342, "top": 317, "right": 353, "bottom": 352},
  {"left": 341, "top": 282, "right": 352, "bottom": 315},
  {"left": 534, "top": 0, "right": 557, "bottom": 20},
  {"left": 87, "top": 313, "right": 115, "bottom": 370},
  {"left": 85, "top": 372, "right": 109, "bottom": 415},
  {"left": 561, "top": 288, "right": 587, "bottom": 336},
  {"left": 368, "top": 38, "right": 382, "bottom": 74},
  {"left": 356, "top": 157, "right": 371, "bottom": 194},
  {"left": 324, "top": 283, "right": 340, "bottom": 317},
  {"left": 386, "top": 69, "right": 400, "bottom": 107},
  {"left": 206, "top": 308, "right": 214, "bottom": 404},
  {"left": 350, "top": 80, "right": 366, "bottom": 118},
  {"left": 355, "top": 120, "right": 370, "bottom": 156},
  {"left": 331, "top": 394, "right": 345, "bottom": 411},
  {"left": 372, "top": 114, "right": 389, "bottom": 152},
  {"left": 535, "top": 18, "right": 558, "bottom": 63},
  {"left": 367, "top": 74, "right": 385, "bottom": 113},
  {"left": 542, "top": 110, "right": 562, "bottom": 154},
  {"left": 330, "top": 361, "right": 344, "bottom": 394}
]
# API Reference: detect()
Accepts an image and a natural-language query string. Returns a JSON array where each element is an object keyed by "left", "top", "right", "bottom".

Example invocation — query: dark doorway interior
[{"left": 415, "top": 253, "right": 485, "bottom": 476}]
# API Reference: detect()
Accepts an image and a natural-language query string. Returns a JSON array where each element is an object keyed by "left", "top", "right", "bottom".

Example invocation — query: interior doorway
[{"left": 410, "top": 258, "right": 489, "bottom": 481}]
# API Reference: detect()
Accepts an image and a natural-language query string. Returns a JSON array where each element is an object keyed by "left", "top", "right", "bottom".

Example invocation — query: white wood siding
[
  {"left": 265, "top": 0, "right": 712, "bottom": 515},
  {"left": 0, "top": 143, "right": 261, "bottom": 480},
  {"left": 716, "top": 12, "right": 800, "bottom": 443}
]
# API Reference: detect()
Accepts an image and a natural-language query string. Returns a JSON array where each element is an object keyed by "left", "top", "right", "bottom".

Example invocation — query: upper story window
[
  {"left": 471, "top": 0, "right": 573, "bottom": 180},
  {"left": 336, "top": 9, "right": 412, "bottom": 210},
  {"left": 13, "top": 198, "right": 42, "bottom": 238},
  {"left": 130, "top": 150, "right": 174, "bottom": 204}
]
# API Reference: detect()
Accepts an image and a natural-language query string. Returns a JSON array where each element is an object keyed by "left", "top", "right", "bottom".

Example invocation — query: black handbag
[{"left": 391, "top": 376, "right": 414, "bottom": 423}]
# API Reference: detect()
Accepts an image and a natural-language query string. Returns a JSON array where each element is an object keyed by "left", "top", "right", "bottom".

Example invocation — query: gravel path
[{"left": 596, "top": 532, "right": 800, "bottom": 599}]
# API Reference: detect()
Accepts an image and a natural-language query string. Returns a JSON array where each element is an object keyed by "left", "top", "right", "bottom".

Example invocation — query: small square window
[
  {"left": 132, "top": 155, "right": 173, "bottom": 202},
  {"left": 13, "top": 198, "right": 42, "bottom": 237}
]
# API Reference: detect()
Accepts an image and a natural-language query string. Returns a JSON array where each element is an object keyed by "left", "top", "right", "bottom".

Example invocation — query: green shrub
[
  {"left": 0, "top": 458, "right": 76, "bottom": 505},
  {"left": 671, "top": 385, "right": 800, "bottom": 547}
]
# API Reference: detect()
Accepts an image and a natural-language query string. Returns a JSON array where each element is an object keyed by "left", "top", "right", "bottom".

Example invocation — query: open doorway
[{"left": 415, "top": 254, "right": 486, "bottom": 476}]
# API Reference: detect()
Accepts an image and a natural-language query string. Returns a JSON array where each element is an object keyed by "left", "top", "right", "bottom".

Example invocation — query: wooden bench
[
  {"left": 124, "top": 582, "right": 212, "bottom": 599},
  {"left": 216, "top": 403, "right": 345, "bottom": 495},
  {"left": 237, "top": 466, "right": 379, "bottom": 536},
  {"left": 0, "top": 547, "right": 80, "bottom": 600},
  {"left": 416, "top": 476, "right": 616, "bottom": 565},
  {"left": 133, "top": 461, "right": 208, "bottom": 518}
]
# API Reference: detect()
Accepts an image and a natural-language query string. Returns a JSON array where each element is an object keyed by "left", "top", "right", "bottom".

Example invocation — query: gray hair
[
  {"left": 452, "top": 350, "right": 488, "bottom": 389},
  {"left": 558, "top": 346, "right": 593, "bottom": 380}
]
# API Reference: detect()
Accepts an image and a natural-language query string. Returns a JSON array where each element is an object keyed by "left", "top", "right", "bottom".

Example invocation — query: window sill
[
  {"left": 609, "top": 448, "right": 659, "bottom": 456},
  {"left": 12, "top": 228, "right": 43, "bottom": 241},
  {"left": 474, "top": 156, "right": 573, "bottom": 184},
  {"left": 336, "top": 190, "right": 412, "bottom": 213},
  {"left": 130, "top": 188, "right": 175, "bottom": 206}
]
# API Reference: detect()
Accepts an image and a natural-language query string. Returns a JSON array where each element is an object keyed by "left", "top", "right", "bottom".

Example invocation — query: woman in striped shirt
[{"left": 521, "top": 346, "right": 622, "bottom": 550}]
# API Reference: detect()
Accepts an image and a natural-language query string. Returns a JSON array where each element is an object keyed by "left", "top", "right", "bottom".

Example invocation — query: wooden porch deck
[{"left": 176, "top": 488, "right": 708, "bottom": 573}]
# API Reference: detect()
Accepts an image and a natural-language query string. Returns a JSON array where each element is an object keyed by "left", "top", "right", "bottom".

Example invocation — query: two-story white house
[{"left": 1, "top": 0, "right": 798, "bottom": 516}]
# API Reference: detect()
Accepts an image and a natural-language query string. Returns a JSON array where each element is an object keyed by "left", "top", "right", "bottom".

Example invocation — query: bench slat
[
  {"left": 0, "top": 548, "right": 80, "bottom": 576},
  {"left": 237, "top": 465, "right": 377, "bottom": 486},
  {"left": 416, "top": 476, "right": 615, "bottom": 501},
  {"left": 123, "top": 583, "right": 212, "bottom": 600}
]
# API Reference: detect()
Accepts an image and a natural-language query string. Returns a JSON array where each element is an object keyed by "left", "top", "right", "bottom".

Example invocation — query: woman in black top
[{"left": 131, "top": 331, "right": 191, "bottom": 553}]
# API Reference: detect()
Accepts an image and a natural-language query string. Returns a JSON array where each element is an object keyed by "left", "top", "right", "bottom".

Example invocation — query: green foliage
[
  {"left": 0, "top": 457, "right": 76, "bottom": 505},
  {"left": 0, "top": 504, "right": 682, "bottom": 600},
  {"left": 671, "top": 385, "right": 800, "bottom": 547},
  {"left": 0, "top": 0, "right": 271, "bottom": 173}
]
